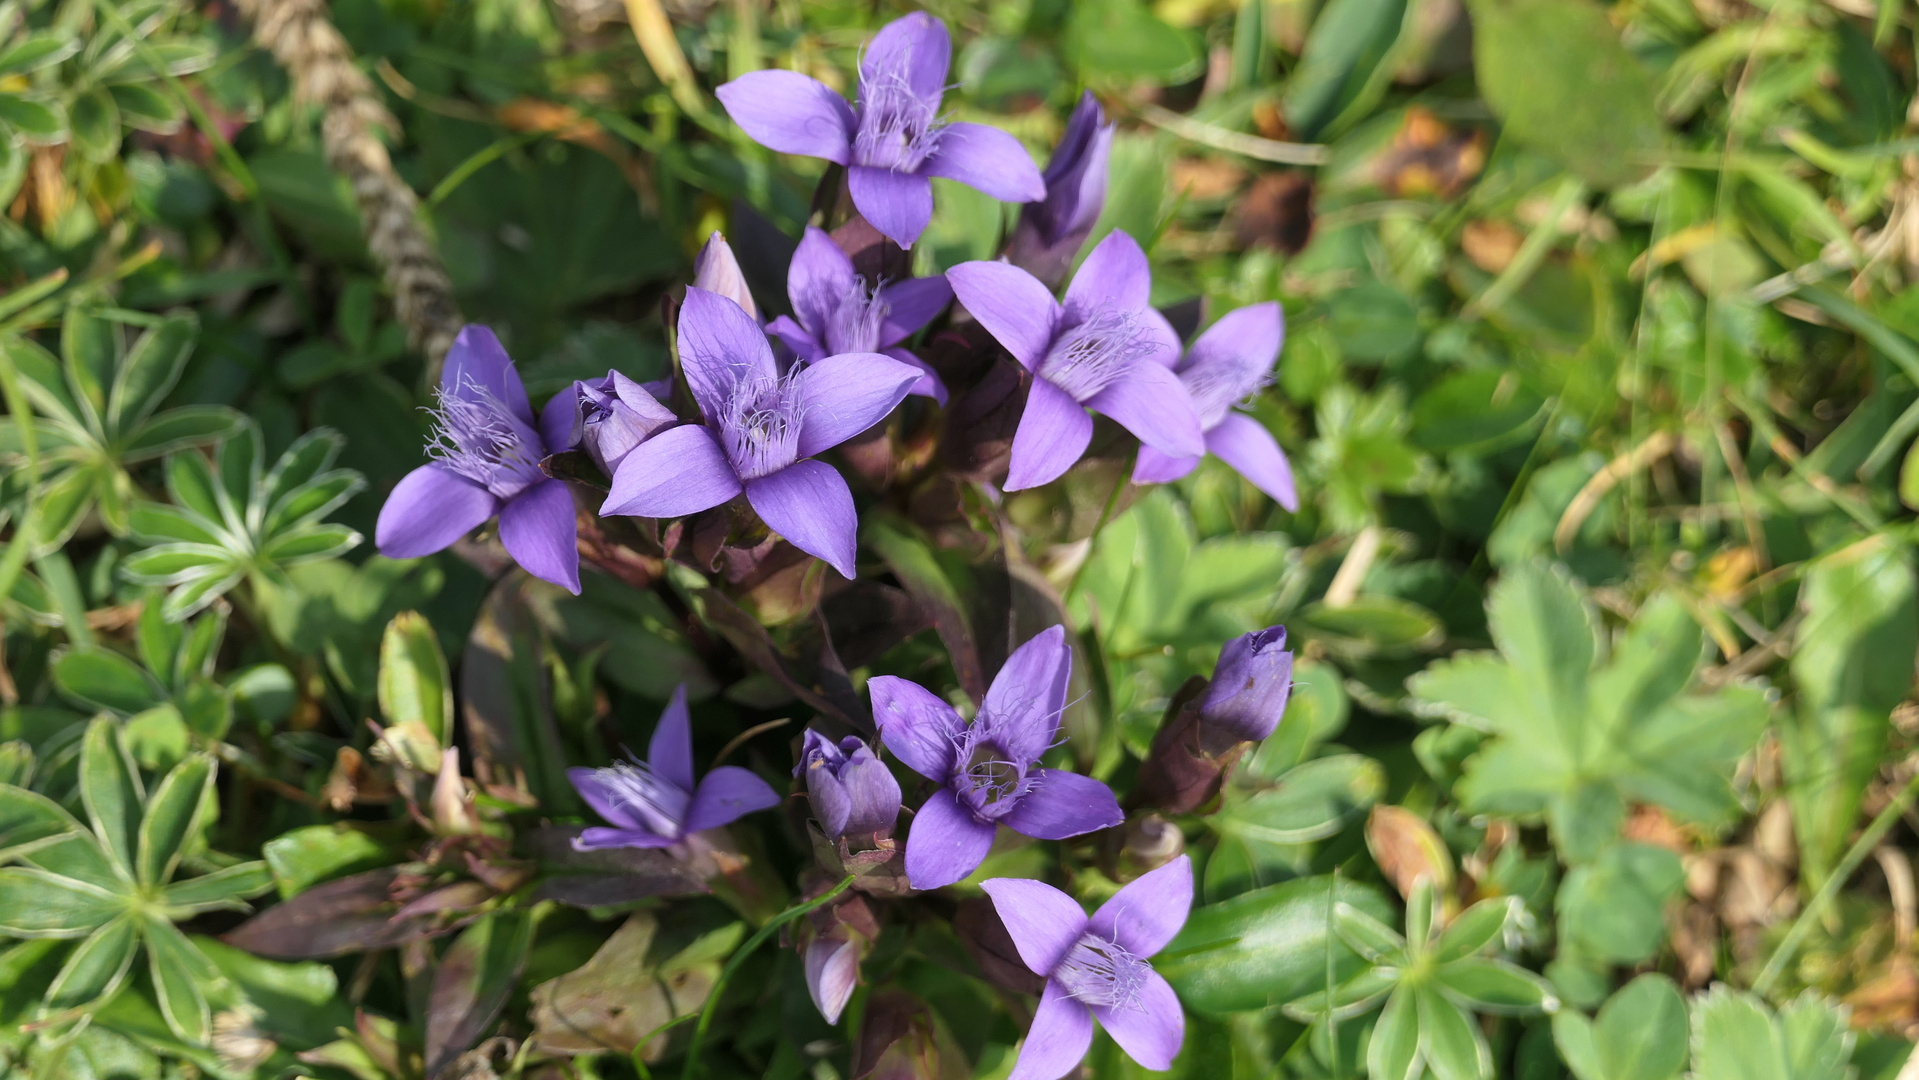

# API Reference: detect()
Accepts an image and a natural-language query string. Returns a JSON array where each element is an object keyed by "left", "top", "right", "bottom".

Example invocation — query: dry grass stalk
[{"left": 236, "top": 0, "right": 462, "bottom": 376}]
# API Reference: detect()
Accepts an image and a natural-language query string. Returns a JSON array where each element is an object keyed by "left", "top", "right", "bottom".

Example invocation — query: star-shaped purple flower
[
  {"left": 1131, "top": 302, "right": 1298, "bottom": 510},
  {"left": 567, "top": 685, "right": 780, "bottom": 850},
  {"left": 716, "top": 12, "right": 1045, "bottom": 249},
  {"left": 598, "top": 288, "right": 921, "bottom": 578},
  {"left": 768, "top": 226, "right": 953, "bottom": 404},
  {"left": 947, "top": 230, "right": 1204, "bottom": 490},
  {"left": 375, "top": 325, "right": 582, "bottom": 594},
  {"left": 870, "top": 626, "right": 1123, "bottom": 890},
  {"left": 982, "top": 855, "right": 1192, "bottom": 1080}
]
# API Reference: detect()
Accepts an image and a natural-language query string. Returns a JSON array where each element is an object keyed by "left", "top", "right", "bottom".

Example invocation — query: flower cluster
[{"left": 365, "top": 10, "right": 1308, "bottom": 1076}]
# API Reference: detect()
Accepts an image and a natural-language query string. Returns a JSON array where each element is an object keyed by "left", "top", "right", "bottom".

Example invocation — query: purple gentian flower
[
  {"left": 693, "top": 230, "right": 758, "bottom": 320},
  {"left": 1007, "top": 91, "right": 1114, "bottom": 287},
  {"left": 1201, "top": 626, "right": 1293, "bottom": 742},
  {"left": 796, "top": 729, "right": 902, "bottom": 843},
  {"left": 767, "top": 226, "right": 953, "bottom": 404},
  {"left": 376, "top": 325, "right": 582, "bottom": 594},
  {"left": 716, "top": 12, "right": 1046, "bottom": 249},
  {"left": 1131, "top": 302, "right": 1297, "bottom": 509},
  {"left": 567, "top": 685, "right": 780, "bottom": 850},
  {"left": 982, "top": 855, "right": 1192, "bottom": 1080},
  {"left": 545, "top": 370, "right": 678, "bottom": 477},
  {"left": 598, "top": 288, "right": 921, "bottom": 578},
  {"left": 870, "top": 626, "right": 1123, "bottom": 890},
  {"left": 947, "top": 231, "right": 1204, "bottom": 490}
]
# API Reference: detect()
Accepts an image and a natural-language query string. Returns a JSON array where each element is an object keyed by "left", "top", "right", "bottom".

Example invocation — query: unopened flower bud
[
  {"left": 1200, "top": 626, "right": 1293, "bottom": 743},
  {"left": 1006, "top": 92, "right": 1114, "bottom": 288},
  {"left": 693, "top": 231, "right": 758, "bottom": 320},
  {"left": 797, "top": 889, "right": 880, "bottom": 1025},
  {"left": 431, "top": 747, "right": 478, "bottom": 835},
  {"left": 796, "top": 730, "right": 901, "bottom": 845},
  {"left": 571, "top": 370, "right": 677, "bottom": 477}
]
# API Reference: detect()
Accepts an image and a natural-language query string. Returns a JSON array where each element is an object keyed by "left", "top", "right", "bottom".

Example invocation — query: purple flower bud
[
  {"left": 795, "top": 730, "right": 901, "bottom": 843},
  {"left": 1006, "top": 91, "right": 1114, "bottom": 288},
  {"left": 572, "top": 370, "right": 678, "bottom": 477},
  {"left": 799, "top": 889, "right": 880, "bottom": 1025},
  {"left": 693, "top": 231, "right": 758, "bottom": 320},
  {"left": 1199, "top": 626, "right": 1293, "bottom": 742}
]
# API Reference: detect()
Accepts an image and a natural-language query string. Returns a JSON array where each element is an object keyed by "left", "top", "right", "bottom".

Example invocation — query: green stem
[
  {"left": 1064, "top": 456, "right": 1133, "bottom": 605},
  {"left": 1752, "top": 768, "right": 1919, "bottom": 996},
  {"left": 679, "top": 875, "right": 855, "bottom": 1080}
]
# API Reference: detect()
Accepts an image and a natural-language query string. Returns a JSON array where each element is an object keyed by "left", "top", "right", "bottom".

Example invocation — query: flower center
[
  {"left": 1053, "top": 933, "right": 1151, "bottom": 1009},
  {"left": 1038, "top": 305, "right": 1150, "bottom": 403},
  {"left": 853, "top": 68, "right": 943, "bottom": 172},
  {"left": 593, "top": 759, "right": 690, "bottom": 838},
  {"left": 952, "top": 726, "right": 1032, "bottom": 821},
  {"left": 1179, "top": 352, "right": 1269, "bottom": 431},
  {"left": 426, "top": 377, "right": 546, "bottom": 499},
  {"left": 826, "top": 278, "right": 889, "bottom": 355},
  {"left": 720, "top": 372, "right": 805, "bottom": 480}
]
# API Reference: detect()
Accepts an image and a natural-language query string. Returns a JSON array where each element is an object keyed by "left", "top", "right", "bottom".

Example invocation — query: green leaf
[
  {"left": 68, "top": 88, "right": 121, "bottom": 163},
  {"left": 78, "top": 717, "right": 143, "bottom": 877},
  {"left": 1547, "top": 781, "right": 1625, "bottom": 864},
  {"left": 123, "top": 704, "right": 190, "bottom": 773},
  {"left": 1282, "top": 0, "right": 1407, "bottom": 140},
  {"left": 0, "top": 33, "right": 79, "bottom": 76},
  {"left": 119, "top": 544, "right": 235, "bottom": 585},
  {"left": 159, "top": 568, "right": 246, "bottom": 622},
  {"left": 0, "top": 868, "right": 126, "bottom": 936},
  {"left": 6, "top": 333, "right": 81, "bottom": 424},
  {"left": 261, "top": 524, "right": 361, "bottom": 564},
  {"left": 1157, "top": 875, "right": 1397, "bottom": 1015},
  {"left": 1557, "top": 842, "right": 1684, "bottom": 964},
  {"left": 1786, "top": 537, "right": 1917, "bottom": 883},
  {"left": 1293, "top": 596, "right": 1444, "bottom": 659},
  {"left": 1592, "top": 974, "right": 1688, "bottom": 1080},
  {"left": 1215, "top": 755, "right": 1384, "bottom": 844},
  {"left": 1411, "top": 370, "right": 1547, "bottom": 453},
  {"left": 1433, "top": 957, "right": 1557, "bottom": 1015},
  {"left": 1418, "top": 984, "right": 1493, "bottom": 1080},
  {"left": 121, "top": 405, "right": 242, "bottom": 462},
  {"left": 175, "top": 610, "right": 225, "bottom": 686},
  {"left": 0, "top": 93, "right": 65, "bottom": 141},
  {"left": 1486, "top": 562, "right": 1595, "bottom": 733},
  {"left": 265, "top": 469, "right": 365, "bottom": 534},
  {"left": 1553, "top": 1009, "right": 1607, "bottom": 1080},
  {"left": 1281, "top": 963, "right": 1399, "bottom": 1022},
  {"left": 1777, "top": 994, "right": 1852, "bottom": 1080},
  {"left": 136, "top": 754, "right": 214, "bottom": 886},
  {"left": 196, "top": 936, "right": 354, "bottom": 1050},
  {"left": 107, "top": 315, "right": 196, "bottom": 435},
  {"left": 1368, "top": 985, "right": 1421, "bottom": 1080},
  {"left": 128, "top": 502, "right": 223, "bottom": 546},
  {"left": 1691, "top": 986, "right": 1791, "bottom": 1080},
  {"left": 377, "top": 611, "right": 452, "bottom": 745},
  {"left": 1431, "top": 897, "right": 1516, "bottom": 964},
  {"left": 261, "top": 428, "right": 344, "bottom": 507},
  {"left": 262, "top": 824, "right": 405, "bottom": 899},
  {"left": 29, "top": 463, "right": 101, "bottom": 553},
  {"left": 142, "top": 918, "right": 213, "bottom": 1044},
  {"left": 1062, "top": 0, "right": 1204, "bottom": 84},
  {"left": 162, "top": 450, "right": 225, "bottom": 528},
  {"left": 43, "top": 913, "right": 139, "bottom": 1016},
  {"left": 0, "top": 784, "right": 85, "bottom": 863},
  {"left": 108, "top": 82, "right": 182, "bottom": 131},
  {"left": 62, "top": 307, "right": 118, "bottom": 435},
  {"left": 134, "top": 596, "right": 183, "bottom": 689},
  {"left": 23, "top": 834, "right": 125, "bottom": 892},
  {"left": 161, "top": 861, "right": 273, "bottom": 917},
  {"left": 1469, "top": 0, "right": 1662, "bottom": 188},
  {"left": 53, "top": 648, "right": 165, "bottom": 714},
  {"left": 1334, "top": 900, "right": 1406, "bottom": 962}
]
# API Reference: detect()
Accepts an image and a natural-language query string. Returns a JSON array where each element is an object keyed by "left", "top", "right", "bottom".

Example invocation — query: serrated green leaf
[
  {"left": 1691, "top": 986, "right": 1790, "bottom": 1080},
  {"left": 136, "top": 754, "right": 214, "bottom": 886}
]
